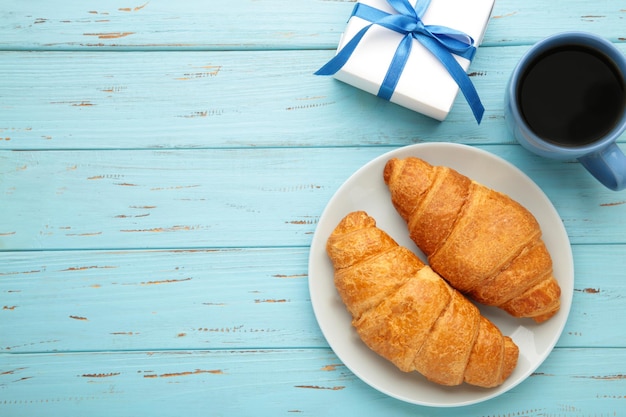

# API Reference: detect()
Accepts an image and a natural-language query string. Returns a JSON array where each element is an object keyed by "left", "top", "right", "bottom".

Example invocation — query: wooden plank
[
  {"left": 0, "top": 0, "right": 625, "bottom": 50},
  {"left": 0, "top": 0, "right": 351, "bottom": 51},
  {"left": 1, "top": 245, "right": 625, "bottom": 353},
  {"left": 565, "top": 245, "right": 626, "bottom": 348},
  {"left": 3, "top": 45, "right": 626, "bottom": 151},
  {"left": 0, "top": 248, "right": 322, "bottom": 352},
  {"left": 486, "top": 1, "right": 626, "bottom": 45},
  {"left": 1, "top": 146, "right": 626, "bottom": 250},
  {"left": 1, "top": 348, "right": 625, "bottom": 416}
]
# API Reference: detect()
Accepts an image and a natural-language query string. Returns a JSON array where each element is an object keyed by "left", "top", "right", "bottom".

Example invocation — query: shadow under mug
[{"left": 504, "top": 31, "right": 626, "bottom": 191}]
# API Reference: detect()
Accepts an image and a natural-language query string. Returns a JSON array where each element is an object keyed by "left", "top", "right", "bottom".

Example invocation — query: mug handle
[{"left": 578, "top": 143, "right": 626, "bottom": 191}]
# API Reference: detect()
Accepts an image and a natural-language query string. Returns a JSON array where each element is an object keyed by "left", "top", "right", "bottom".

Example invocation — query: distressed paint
[
  {"left": 1, "top": 350, "right": 626, "bottom": 416},
  {"left": 0, "top": 248, "right": 318, "bottom": 352},
  {"left": 1, "top": 0, "right": 626, "bottom": 415},
  {"left": 0, "top": 0, "right": 625, "bottom": 50},
  {"left": 2, "top": 47, "right": 626, "bottom": 151},
  {"left": 1, "top": 148, "right": 626, "bottom": 250}
]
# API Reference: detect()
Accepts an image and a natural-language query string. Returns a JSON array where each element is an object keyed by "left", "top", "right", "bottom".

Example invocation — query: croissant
[
  {"left": 326, "top": 211, "right": 519, "bottom": 388},
  {"left": 383, "top": 157, "right": 561, "bottom": 323}
]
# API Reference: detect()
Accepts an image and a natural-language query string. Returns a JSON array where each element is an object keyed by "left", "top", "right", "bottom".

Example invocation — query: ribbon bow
[{"left": 315, "top": 0, "right": 484, "bottom": 123}]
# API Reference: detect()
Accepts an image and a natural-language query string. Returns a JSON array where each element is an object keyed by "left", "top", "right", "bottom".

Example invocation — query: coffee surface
[{"left": 518, "top": 45, "right": 625, "bottom": 147}]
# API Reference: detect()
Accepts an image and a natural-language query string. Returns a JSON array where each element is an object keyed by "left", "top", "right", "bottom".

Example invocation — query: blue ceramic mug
[{"left": 505, "top": 32, "right": 626, "bottom": 191}]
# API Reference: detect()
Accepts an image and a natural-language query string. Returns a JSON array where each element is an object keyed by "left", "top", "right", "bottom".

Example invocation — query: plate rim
[{"left": 308, "top": 142, "right": 574, "bottom": 407}]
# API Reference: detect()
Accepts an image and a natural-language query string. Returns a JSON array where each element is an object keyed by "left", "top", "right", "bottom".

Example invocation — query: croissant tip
[
  {"left": 333, "top": 211, "right": 375, "bottom": 235},
  {"left": 383, "top": 158, "right": 399, "bottom": 184}
]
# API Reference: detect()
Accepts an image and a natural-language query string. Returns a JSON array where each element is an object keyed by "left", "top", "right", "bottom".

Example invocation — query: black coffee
[{"left": 517, "top": 44, "right": 625, "bottom": 147}]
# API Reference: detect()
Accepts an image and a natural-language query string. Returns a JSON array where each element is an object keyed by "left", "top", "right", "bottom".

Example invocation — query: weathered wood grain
[
  {"left": 2, "top": 46, "right": 626, "bottom": 150},
  {"left": 0, "top": 248, "right": 321, "bottom": 353},
  {"left": 1, "top": 245, "right": 625, "bottom": 353},
  {"left": 1, "top": 348, "right": 626, "bottom": 416},
  {"left": 2, "top": 146, "right": 626, "bottom": 250},
  {"left": 2, "top": 0, "right": 626, "bottom": 414},
  {"left": 0, "top": 0, "right": 624, "bottom": 50}
]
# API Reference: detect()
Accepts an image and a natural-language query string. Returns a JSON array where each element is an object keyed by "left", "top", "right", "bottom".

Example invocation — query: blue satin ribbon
[{"left": 315, "top": 0, "right": 485, "bottom": 123}]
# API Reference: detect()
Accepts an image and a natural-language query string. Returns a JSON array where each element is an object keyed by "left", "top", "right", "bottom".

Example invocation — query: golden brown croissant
[
  {"left": 326, "top": 211, "right": 519, "bottom": 388},
  {"left": 383, "top": 157, "right": 561, "bottom": 323}
]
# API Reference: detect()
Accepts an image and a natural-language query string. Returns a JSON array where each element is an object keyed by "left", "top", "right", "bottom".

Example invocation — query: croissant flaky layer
[
  {"left": 326, "top": 211, "right": 519, "bottom": 388},
  {"left": 383, "top": 157, "right": 561, "bottom": 323}
]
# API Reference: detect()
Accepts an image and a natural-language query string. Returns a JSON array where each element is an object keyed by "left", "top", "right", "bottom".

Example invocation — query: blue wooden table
[{"left": 1, "top": 1, "right": 626, "bottom": 415}]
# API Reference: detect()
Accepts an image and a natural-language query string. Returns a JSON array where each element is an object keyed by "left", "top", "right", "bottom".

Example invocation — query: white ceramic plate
[{"left": 308, "top": 143, "right": 574, "bottom": 407}]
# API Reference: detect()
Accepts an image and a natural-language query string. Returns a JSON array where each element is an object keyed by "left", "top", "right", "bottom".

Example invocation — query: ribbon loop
[{"left": 315, "top": 0, "right": 484, "bottom": 123}]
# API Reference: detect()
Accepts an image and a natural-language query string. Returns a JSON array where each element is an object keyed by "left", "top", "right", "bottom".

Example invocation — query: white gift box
[{"left": 331, "top": 0, "right": 495, "bottom": 121}]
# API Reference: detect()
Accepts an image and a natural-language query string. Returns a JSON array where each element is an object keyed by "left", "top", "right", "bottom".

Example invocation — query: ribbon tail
[
  {"left": 378, "top": 35, "right": 412, "bottom": 101},
  {"left": 418, "top": 35, "right": 484, "bottom": 123},
  {"left": 314, "top": 24, "right": 373, "bottom": 76}
]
